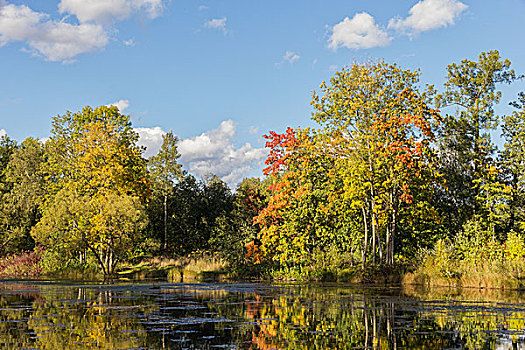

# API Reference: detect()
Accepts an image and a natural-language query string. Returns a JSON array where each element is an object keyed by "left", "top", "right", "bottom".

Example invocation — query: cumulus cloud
[
  {"left": 388, "top": 0, "right": 467, "bottom": 36},
  {"left": 0, "top": 2, "right": 108, "bottom": 61},
  {"left": 109, "top": 99, "right": 130, "bottom": 112},
  {"left": 0, "top": 0, "right": 166, "bottom": 62},
  {"left": 0, "top": 129, "right": 6, "bottom": 138},
  {"left": 178, "top": 120, "right": 266, "bottom": 187},
  {"left": 58, "top": 0, "right": 165, "bottom": 24},
  {"left": 135, "top": 126, "right": 166, "bottom": 158},
  {"left": 204, "top": 17, "right": 227, "bottom": 32},
  {"left": 135, "top": 121, "right": 266, "bottom": 187},
  {"left": 328, "top": 12, "right": 391, "bottom": 50}
]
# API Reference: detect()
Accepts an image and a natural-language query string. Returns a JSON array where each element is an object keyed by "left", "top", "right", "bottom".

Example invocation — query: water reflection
[{"left": 0, "top": 281, "right": 524, "bottom": 348}]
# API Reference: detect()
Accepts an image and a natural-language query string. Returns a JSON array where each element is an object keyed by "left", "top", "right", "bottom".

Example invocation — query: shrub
[
  {"left": 505, "top": 231, "right": 525, "bottom": 261},
  {"left": 0, "top": 248, "right": 43, "bottom": 277}
]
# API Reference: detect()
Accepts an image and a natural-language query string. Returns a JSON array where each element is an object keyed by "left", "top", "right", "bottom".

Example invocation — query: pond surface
[{"left": 0, "top": 280, "right": 524, "bottom": 349}]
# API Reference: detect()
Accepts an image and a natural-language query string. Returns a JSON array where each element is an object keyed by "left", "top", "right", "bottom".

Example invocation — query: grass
[
  {"left": 403, "top": 259, "right": 525, "bottom": 290},
  {"left": 117, "top": 253, "right": 229, "bottom": 282}
]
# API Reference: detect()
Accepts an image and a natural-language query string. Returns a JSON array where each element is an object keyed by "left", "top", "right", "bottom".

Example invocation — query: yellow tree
[{"left": 33, "top": 106, "right": 150, "bottom": 276}]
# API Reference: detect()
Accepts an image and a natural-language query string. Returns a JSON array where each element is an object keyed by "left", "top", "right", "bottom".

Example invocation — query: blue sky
[{"left": 0, "top": 0, "right": 524, "bottom": 187}]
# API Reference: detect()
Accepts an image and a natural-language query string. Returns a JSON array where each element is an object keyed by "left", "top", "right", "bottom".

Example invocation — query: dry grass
[
  {"left": 404, "top": 259, "right": 525, "bottom": 291},
  {"left": 118, "top": 254, "right": 229, "bottom": 282}
]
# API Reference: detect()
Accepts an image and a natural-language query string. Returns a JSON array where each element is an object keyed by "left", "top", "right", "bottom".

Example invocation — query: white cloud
[
  {"left": 123, "top": 38, "right": 135, "bottom": 46},
  {"left": 0, "top": 3, "right": 108, "bottom": 62},
  {"left": 58, "top": 0, "right": 131, "bottom": 24},
  {"left": 0, "top": 3, "right": 43, "bottom": 44},
  {"left": 135, "top": 126, "right": 166, "bottom": 158},
  {"left": 28, "top": 21, "right": 108, "bottom": 62},
  {"left": 178, "top": 120, "right": 267, "bottom": 188},
  {"left": 248, "top": 126, "right": 259, "bottom": 135},
  {"left": 0, "top": 0, "right": 166, "bottom": 62},
  {"left": 204, "top": 17, "right": 227, "bottom": 32},
  {"left": 109, "top": 99, "right": 130, "bottom": 112},
  {"left": 0, "top": 129, "right": 6, "bottom": 138},
  {"left": 284, "top": 51, "right": 300, "bottom": 64},
  {"left": 328, "top": 12, "right": 391, "bottom": 50},
  {"left": 388, "top": 0, "right": 467, "bottom": 36},
  {"left": 135, "top": 121, "right": 267, "bottom": 187},
  {"left": 58, "top": 0, "right": 166, "bottom": 24}
]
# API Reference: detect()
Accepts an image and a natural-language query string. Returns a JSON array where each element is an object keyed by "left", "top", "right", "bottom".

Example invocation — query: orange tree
[
  {"left": 255, "top": 127, "right": 348, "bottom": 273},
  {"left": 312, "top": 61, "right": 442, "bottom": 266},
  {"left": 256, "top": 61, "right": 443, "bottom": 273}
]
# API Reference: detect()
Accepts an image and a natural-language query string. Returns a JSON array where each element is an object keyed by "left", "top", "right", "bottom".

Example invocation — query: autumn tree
[
  {"left": 255, "top": 128, "right": 347, "bottom": 271},
  {"left": 32, "top": 106, "right": 150, "bottom": 276},
  {"left": 311, "top": 61, "right": 441, "bottom": 266}
]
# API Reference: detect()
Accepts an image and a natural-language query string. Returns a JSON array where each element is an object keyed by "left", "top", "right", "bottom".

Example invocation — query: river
[{"left": 0, "top": 280, "right": 523, "bottom": 349}]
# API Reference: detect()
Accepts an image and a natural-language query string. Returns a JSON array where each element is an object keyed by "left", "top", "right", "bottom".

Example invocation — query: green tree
[
  {"left": 502, "top": 92, "right": 525, "bottom": 232},
  {"left": 148, "top": 131, "right": 183, "bottom": 251},
  {"left": 0, "top": 135, "right": 17, "bottom": 184},
  {"left": 0, "top": 138, "right": 45, "bottom": 254},
  {"left": 210, "top": 177, "right": 267, "bottom": 269},
  {"left": 435, "top": 50, "right": 515, "bottom": 232}
]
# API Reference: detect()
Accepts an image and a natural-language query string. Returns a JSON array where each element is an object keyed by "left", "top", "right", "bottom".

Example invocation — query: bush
[
  {"left": 505, "top": 231, "right": 525, "bottom": 261},
  {"left": 0, "top": 248, "right": 43, "bottom": 277}
]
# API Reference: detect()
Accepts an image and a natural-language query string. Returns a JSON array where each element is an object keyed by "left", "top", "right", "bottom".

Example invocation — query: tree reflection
[{"left": 0, "top": 282, "right": 524, "bottom": 349}]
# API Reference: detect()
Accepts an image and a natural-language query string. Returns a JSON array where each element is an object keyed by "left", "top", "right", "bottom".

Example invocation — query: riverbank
[{"left": 3, "top": 248, "right": 525, "bottom": 291}]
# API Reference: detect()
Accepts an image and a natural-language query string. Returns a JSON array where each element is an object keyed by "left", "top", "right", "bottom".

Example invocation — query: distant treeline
[{"left": 2, "top": 50, "right": 525, "bottom": 283}]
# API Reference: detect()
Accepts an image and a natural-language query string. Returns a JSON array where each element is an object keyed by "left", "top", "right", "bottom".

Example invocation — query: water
[{"left": 0, "top": 280, "right": 524, "bottom": 349}]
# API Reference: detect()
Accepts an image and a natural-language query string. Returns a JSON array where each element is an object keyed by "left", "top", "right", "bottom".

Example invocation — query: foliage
[
  {"left": 256, "top": 61, "right": 442, "bottom": 275},
  {"left": 504, "top": 230, "right": 525, "bottom": 261},
  {"left": 2, "top": 51, "right": 525, "bottom": 283},
  {"left": 32, "top": 106, "right": 150, "bottom": 276},
  {"left": 0, "top": 137, "right": 44, "bottom": 254},
  {"left": 210, "top": 177, "right": 268, "bottom": 274},
  {"left": 435, "top": 50, "right": 516, "bottom": 234}
]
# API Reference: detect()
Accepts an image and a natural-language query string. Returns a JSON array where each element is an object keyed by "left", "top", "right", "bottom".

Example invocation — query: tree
[
  {"left": 502, "top": 92, "right": 525, "bottom": 233},
  {"left": 435, "top": 50, "right": 515, "bottom": 232},
  {"left": 0, "top": 138, "right": 45, "bottom": 254},
  {"left": 210, "top": 177, "right": 267, "bottom": 269},
  {"left": 32, "top": 106, "right": 150, "bottom": 275},
  {"left": 148, "top": 131, "right": 183, "bottom": 252},
  {"left": 0, "top": 135, "right": 17, "bottom": 185},
  {"left": 311, "top": 61, "right": 441, "bottom": 266}
]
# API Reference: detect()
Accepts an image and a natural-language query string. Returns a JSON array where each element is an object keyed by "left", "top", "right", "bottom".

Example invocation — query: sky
[{"left": 0, "top": 0, "right": 524, "bottom": 188}]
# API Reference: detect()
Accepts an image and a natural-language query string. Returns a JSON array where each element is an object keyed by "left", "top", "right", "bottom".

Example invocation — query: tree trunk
[
  {"left": 377, "top": 223, "right": 383, "bottom": 265},
  {"left": 391, "top": 196, "right": 397, "bottom": 265},
  {"left": 362, "top": 206, "right": 369, "bottom": 269},
  {"left": 163, "top": 194, "right": 168, "bottom": 251}
]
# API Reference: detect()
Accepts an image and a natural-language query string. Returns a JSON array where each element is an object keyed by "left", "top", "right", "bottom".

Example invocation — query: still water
[{"left": 0, "top": 280, "right": 524, "bottom": 349}]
